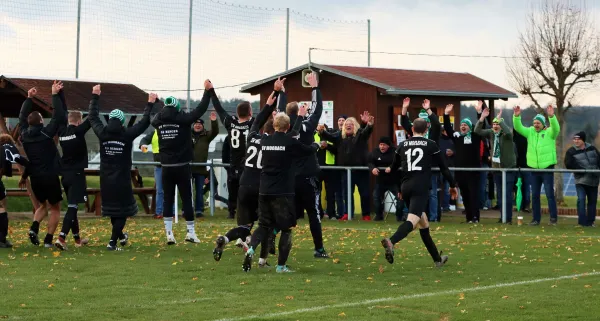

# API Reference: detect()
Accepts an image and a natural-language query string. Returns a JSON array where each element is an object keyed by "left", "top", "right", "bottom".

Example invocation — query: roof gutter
[{"left": 385, "top": 89, "right": 518, "bottom": 100}]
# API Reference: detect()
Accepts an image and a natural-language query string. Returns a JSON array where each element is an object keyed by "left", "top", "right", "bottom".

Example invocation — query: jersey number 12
[{"left": 405, "top": 148, "right": 424, "bottom": 171}]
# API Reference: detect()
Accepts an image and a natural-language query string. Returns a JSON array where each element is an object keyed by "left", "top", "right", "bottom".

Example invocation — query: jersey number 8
[
  {"left": 245, "top": 146, "right": 263, "bottom": 169},
  {"left": 405, "top": 148, "right": 424, "bottom": 171}
]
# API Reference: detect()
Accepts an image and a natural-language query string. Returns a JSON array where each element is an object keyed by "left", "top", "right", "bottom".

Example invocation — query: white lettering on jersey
[{"left": 262, "top": 146, "right": 286, "bottom": 151}]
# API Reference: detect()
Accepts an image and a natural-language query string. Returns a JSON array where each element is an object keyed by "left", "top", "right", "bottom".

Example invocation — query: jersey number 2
[
  {"left": 405, "top": 148, "right": 424, "bottom": 171},
  {"left": 245, "top": 146, "right": 263, "bottom": 169},
  {"left": 231, "top": 129, "right": 249, "bottom": 149}
]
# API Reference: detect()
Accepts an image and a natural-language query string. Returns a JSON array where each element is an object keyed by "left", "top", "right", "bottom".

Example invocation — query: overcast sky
[{"left": 2, "top": 0, "right": 600, "bottom": 108}]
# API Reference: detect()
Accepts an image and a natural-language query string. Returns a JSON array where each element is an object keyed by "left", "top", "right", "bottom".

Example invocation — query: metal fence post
[
  {"left": 186, "top": 0, "right": 193, "bottom": 112},
  {"left": 285, "top": 8, "right": 290, "bottom": 71},
  {"left": 346, "top": 168, "right": 352, "bottom": 220},
  {"left": 209, "top": 161, "right": 215, "bottom": 216},
  {"left": 501, "top": 169, "right": 507, "bottom": 223},
  {"left": 75, "top": 0, "right": 81, "bottom": 78},
  {"left": 367, "top": 19, "right": 371, "bottom": 67}
]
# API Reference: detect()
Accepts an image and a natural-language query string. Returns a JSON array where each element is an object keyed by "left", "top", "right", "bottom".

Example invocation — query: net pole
[
  {"left": 286, "top": 8, "right": 290, "bottom": 70},
  {"left": 186, "top": 0, "right": 193, "bottom": 112},
  {"left": 75, "top": 0, "right": 82, "bottom": 78},
  {"left": 367, "top": 19, "right": 371, "bottom": 67}
]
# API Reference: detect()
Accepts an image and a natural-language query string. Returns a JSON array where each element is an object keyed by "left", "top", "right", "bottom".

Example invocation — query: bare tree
[{"left": 507, "top": 0, "right": 600, "bottom": 204}]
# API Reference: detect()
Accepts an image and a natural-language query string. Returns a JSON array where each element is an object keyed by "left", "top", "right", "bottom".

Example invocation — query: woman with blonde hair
[{"left": 318, "top": 111, "right": 374, "bottom": 220}]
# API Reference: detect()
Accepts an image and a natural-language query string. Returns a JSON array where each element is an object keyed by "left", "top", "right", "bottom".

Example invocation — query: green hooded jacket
[{"left": 513, "top": 115, "right": 560, "bottom": 169}]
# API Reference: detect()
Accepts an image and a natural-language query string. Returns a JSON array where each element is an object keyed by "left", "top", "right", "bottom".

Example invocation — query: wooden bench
[{"left": 86, "top": 187, "right": 156, "bottom": 216}]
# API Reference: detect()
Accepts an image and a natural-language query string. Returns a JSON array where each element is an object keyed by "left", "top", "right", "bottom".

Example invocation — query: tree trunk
[{"left": 555, "top": 109, "right": 566, "bottom": 206}]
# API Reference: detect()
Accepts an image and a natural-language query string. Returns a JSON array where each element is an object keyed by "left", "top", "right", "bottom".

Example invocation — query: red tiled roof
[
  {"left": 323, "top": 65, "right": 515, "bottom": 97},
  {"left": 1, "top": 76, "right": 163, "bottom": 114}
]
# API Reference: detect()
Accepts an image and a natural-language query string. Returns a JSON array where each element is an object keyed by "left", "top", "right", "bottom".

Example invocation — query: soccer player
[
  {"left": 243, "top": 108, "right": 319, "bottom": 273},
  {"left": 54, "top": 92, "right": 91, "bottom": 250},
  {"left": 211, "top": 88, "right": 254, "bottom": 220},
  {"left": 152, "top": 80, "right": 213, "bottom": 245},
  {"left": 0, "top": 135, "right": 30, "bottom": 248},
  {"left": 88, "top": 85, "right": 155, "bottom": 251},
  {"left": 278, "top": 72, "right": 328, "bottom": 258},
  {"left": 381, "top": 118, "right": 457, "bottom": 267},
  {"left": 20, "top": 83, "right": 66, "bottom": 247},
  {"left": 214, "top": 79, "right": 298, "bottom": 266}
]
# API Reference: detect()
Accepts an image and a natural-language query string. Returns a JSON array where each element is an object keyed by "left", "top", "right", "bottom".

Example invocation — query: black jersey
[
  {"left": 59, "top": 120, "right": 91, "bottom": 171},
  {"left": 390, "top": 136, "right": 456, "bottom": 190},
  {"left": 239, "top": 132, "right": 263, "bottom": 186},
  {"left": 259, "top": 132, "right": 319, "bottom": 196},
  {"left": 1, "top": 143, "right": 29, "bottom": 177}
]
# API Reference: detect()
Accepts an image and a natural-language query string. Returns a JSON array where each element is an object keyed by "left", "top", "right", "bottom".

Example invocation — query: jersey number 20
[
  {"left": 405, "top": 148, "right": 424, "bottom": 171},
  {"left": 245, "top": 146, "right": 263, "bottom": 169},
  {"left": 231, "top": 129, "right": 249, "bottom": 149}
]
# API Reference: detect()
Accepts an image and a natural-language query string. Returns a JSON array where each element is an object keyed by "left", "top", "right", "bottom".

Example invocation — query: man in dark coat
[
  {"left": 88, "top": 85, "right": 155, "bottom": 251},
  {"left": 191, "top": 112, "right": 219, "bottom": 218},
  {"left": 368, "top": 136, "right": 401, "bottom": 221}
]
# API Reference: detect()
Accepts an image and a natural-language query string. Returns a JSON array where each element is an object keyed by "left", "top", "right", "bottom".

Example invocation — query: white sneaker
[
  {"left": 185, "top": 233, "right": 200, "bottom": 244},
  {"left": 235, "top": 238, "right": 249, "bottom": 252},
  {"left": 166, "top": 231, "right": 176, "bottom": 245},
  {"left": 449, "top": 205, "right": 456, "bottom": 211},
  {"left": 245, "top": 235, "right": 251, "bottom": 244}
]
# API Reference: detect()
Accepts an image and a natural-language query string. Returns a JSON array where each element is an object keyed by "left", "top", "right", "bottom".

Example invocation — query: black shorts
[
  {"left": 237, "top": 185, "right": 259, "bottom": 226},
  {"left": 0, "top": 180, "right": 5, "bottom": 201},
  {"left": 401, "top": 185, "right": 429, "bottom": 217},
  {"left": 258, "top": 195, "right": 296, "bottom": 230},
  {"left": 61, "top": 170, "right": 88, "bottom": 204},
  {"left": 30, "top": 175, "right": 63, "bottom": 205}
]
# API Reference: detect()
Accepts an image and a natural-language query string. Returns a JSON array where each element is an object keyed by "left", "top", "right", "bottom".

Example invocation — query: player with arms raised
[{"left": 381, "top": 118, "right": 457, "bottom": 267}]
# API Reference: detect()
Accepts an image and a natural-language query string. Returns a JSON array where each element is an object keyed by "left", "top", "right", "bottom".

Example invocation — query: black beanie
[
  {"left": 573, "top": 131, "right": 586, "bottom": 142},
  {"left": 379, "top": 136, "right": 392, "bottom": 146}
]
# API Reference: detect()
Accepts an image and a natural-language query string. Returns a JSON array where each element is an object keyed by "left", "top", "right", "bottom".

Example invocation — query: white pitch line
[{"left": 212, "top": 271, "right": 600, "bottom": 321}]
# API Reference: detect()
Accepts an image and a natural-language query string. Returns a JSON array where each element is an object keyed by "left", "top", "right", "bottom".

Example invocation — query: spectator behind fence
[
  {"left": 443, "top": 104, "right": 482, "bottom": 223},
  {"left": 513, "top": 105, "right": 560, "bottom": 226},
  {"left": 318, "top": 112, "right": 374, "bottom": 220},
  {"left": 513, "top": 129, "right": 531, "bottom": 212},
  {"left": 439, "top": 127, "right": 455, "bottom": 213},
  {"left": 475, "top": 108, "right": 516, "bottom": 224},
  {"left": 191, "top": 112, "right": 219, "bottom": 218},
  {"left": 140, "top": 130, "right": 165, "bottom": 219},
  {"left": 314, "top": 128, "right": 328, "bottom": 218},
  {"left": 400, "top": 98, "right": 441, "bottom": 221},
  {"left": 368, "top": 136, "right": 402, "bottom": 221},
  {"left": 565, "top": 131, "right": 599, "bottom": 227}
]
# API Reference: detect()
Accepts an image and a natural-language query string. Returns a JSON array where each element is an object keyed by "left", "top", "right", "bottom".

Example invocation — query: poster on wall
[
  {"left": 395, "top": 129, "right": 406, "bottom": 144},
  {"left": 298, "top": 101, "right": 334, "bottom": 129}
]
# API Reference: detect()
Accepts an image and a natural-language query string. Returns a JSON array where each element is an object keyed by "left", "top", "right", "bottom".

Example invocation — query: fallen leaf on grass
[
  {"left": 172, "top": 262, "right": 177, "bottom": 266},
  {"left": 276, "top": 303, "right": 285, "bottom": 307},
  {"left": 584, "top": 285, "right": 592, "bottom": 288},
  {"left": 305, "top": 279, "right": 311, "bottom": 283},
  {"left": 48, "top": 284, "right": 55, "bottom": 289},
  {"left": 130, "top": 257, "right": 136, "bottom": 261},
  {"left": 551, "top": 285, "right": 557, "bottom": 288},
  {"left": 378, "top": 265, "right": 384, "bottom": 274},
  {"left": 52, "top": 252, "right": 61, "bottom": 258},
  {"left": 19, "top": 304, "right": 26, "bottom": 307},
  {"left": 240, "top": 282, "right": 247, "bottom": 285},
  {"left": 502, "top": 296, "right": 509, "bottom": 299},
  {"left": 459, "top": 293, "right": 465, "bottom": 300},
  {"left": 338, "top": 312, "right": 346, "bottom": 317},
  {"left": 285, "top": 296, "right": 294, "bottom": 300},
  {"left": 192, "top": 277, "right": 198, "bottom": 281}
]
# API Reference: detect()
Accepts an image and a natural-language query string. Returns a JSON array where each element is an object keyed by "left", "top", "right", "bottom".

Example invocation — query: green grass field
[{"left": 1, "top": 212, "right": 599, "bottom": 321}]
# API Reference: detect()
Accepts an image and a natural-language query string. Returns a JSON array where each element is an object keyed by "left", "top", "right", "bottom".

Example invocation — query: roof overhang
[{"left": 240, "top": 63, "right": 518, "bottom": 100}]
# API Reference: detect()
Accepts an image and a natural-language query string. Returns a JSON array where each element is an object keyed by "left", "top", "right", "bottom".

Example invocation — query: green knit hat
[
  {"left": 418, "top": 109, "right": 430, "bottom": 122},
  {"left": 109, "top": 109, "right": 125, "bottom": 125},
  {"left": 164, "top": 96, "right": 181, "bottom": 111},
  {"left": 461, "top": 118, "right": 473, "bottom": 130},
  {"left": 533, "top": 114, "right": 546, "bottom": 126},
  {"left": 493, "top": 117, "right": 503, "bottom": 124}
]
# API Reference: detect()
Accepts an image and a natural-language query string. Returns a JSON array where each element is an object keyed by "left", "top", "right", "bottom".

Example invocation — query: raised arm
[
  {"left": 250, "top": 91, "right": 279, "bottom": 135},
  {"left": 125, "top": 93, "right": 156, "bottom": 139},
  {"left": 75, "top": 118, "right": 92, "bottom": 136},
  {"left": 400, "top": 114, "right": 413, "bottom": 137},
  {"left": 303, "top": 73, "right": 322, "bottom": 133},
  {"left": 208, "top": 112, "right": 220, "bottom": 141},
  {"left": 318, "top": 128, "right": 340, "bottom": 144},
  {"left": 19, "top": 88, "right": 36, "bottom": 133},
  {"left": 275, "top": 77, "right": 288, "bottom": 113},
  {"left": 424, "top": 100, "right": 441, "bottom": 140},
  {"left": 206, "top": 80, "right": 229, "bottom": 123},
  {"left": 88, "top": 86, "right": 105, "bottom": 138},
  {"left": 512, "top": 106, "right": 528, "bottom": 138},
  {"left": 44, "top": 81, "right": 67, "bottom": 136},
  {"left": 287, "top": 101, "right": 307, "bottom": 137},
  {"left": 443, "top": 104, "right": 456, "bottom": 139},
  {"left": 546, "top": 105, "right": 560, "bottom": 139},
  {"left": 474, "top": 108, "right": 493, "bottom": 139},
  {"left": 357, "top": 112, "right": 374, "bottom": 141}
]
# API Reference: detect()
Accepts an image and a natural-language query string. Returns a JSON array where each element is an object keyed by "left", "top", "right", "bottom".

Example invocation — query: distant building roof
[
  {"left": 0, "top": 75, "right": 164, "bottom": 117},
  {"left": 241, "top": 63, "right": 517, "bottom": 99}
]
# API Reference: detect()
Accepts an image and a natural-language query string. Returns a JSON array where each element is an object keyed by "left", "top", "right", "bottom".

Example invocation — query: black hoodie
[
  {"left": 18, "top": 94, "right": 66, "bottom": 177},
  {"left": 368, "top": 146, "right": 399, "bottom": 185},
  {"left": 151, "top": 89, "right": 213, "bottom": 165}
]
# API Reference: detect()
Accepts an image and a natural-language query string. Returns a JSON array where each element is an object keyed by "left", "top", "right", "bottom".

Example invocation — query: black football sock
[
  {"left": 277, "top": 229, "right": 292, "bottom": 266},
  {"left": 59, "top": 206, "right": 77, "bottom": 239},
  {"left": 259, "top": 236, "right": 270, "bottom": 259},
  {"left": 30, "top": 220, "right": 40, "bottom": 234},
  {"left": 43, "top": 233, "right": 53, "bottom": 244},
  {"left": 0, "top": 212, "right": 8, "bottom": 242},
  {"left": 419, "top": 228, "right": 442, "bottom": 262},
  {"left": 389, "top": 221, "right": 414, "bottom": 244}
]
